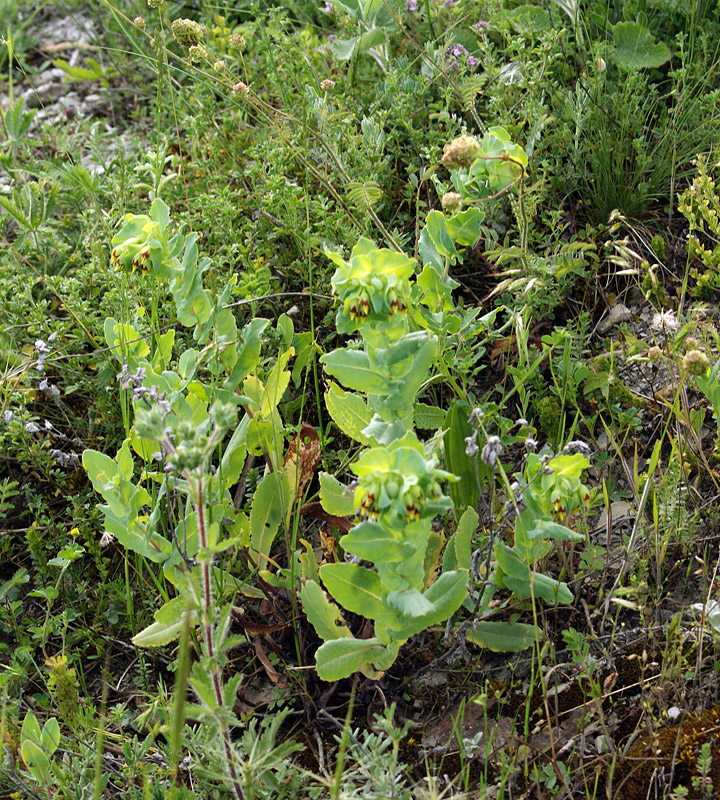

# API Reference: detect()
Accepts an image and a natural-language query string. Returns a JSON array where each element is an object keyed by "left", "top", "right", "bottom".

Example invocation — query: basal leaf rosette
[
  {"left": 352, "top": 432, "right": 453, "bottom": 527},
  {"left": 326, "top": 237, "right": 415, "bottom": 337},
  {"left": 110, "top": 198, "right": 182, "bottom": 278}
]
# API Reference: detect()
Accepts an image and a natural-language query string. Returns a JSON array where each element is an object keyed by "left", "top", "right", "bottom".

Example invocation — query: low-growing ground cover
[{"left": 3, "top": 1, "right": 720, "bottom": 797}]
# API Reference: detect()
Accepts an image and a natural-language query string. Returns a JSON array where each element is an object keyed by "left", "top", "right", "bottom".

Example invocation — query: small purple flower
[
  {"left": 473, "top": 20, "right": 489, "bottom": 31},
  {"left": 322, "top": 1, "right": 332, "bottom": 11},
  {"left": 452, "top": 44, "right": 468, "bottom": 57},
  {"left": 407, "top": 0, "right": 418, "bottom": 10},
  {"left": 467, "top": 54, "right": 478, "bottom": 67}
]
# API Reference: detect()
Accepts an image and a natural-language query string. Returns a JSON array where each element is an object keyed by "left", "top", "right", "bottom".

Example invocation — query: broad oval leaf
[
  {"left": 320, "top": 562, "right": 388, "bottom": 619},
  {"left": 300, "top": 579, "right": 353, "bottom": 642},
  {"left": 611, "top": 21, "right": 671, "bottom": 70},
  {"left": 315, "top": 637, "right": 394, "bottom": 681},
  {"left": 466, "top": 620, "right": 540, "bottom": 652}
]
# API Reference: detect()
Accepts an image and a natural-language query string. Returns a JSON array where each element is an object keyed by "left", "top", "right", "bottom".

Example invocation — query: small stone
[{"left": 597, "top": 303, "right": 632, "bottom": 334}]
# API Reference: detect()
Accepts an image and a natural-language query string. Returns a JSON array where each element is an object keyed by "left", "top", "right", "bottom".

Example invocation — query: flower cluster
[
  {"left": 188, "top": 44, "right": 208, "bottom": 63},
  {"left": 171, "top": 18, "right": 203, "bottom": 48},
  {"left": 682, "top": 349, "right": 710, "bottom": 376},
  {"left": 110, "top": 200, "right": 177, "bottom": 277},
  {"left": 446, "top": 43, "right": 478, "bottom": 70},
  {"left": 34, "top": 332, "right": 56, "bottom": 373},
  {"left": 326, "top": 238, "right": 415, "bottom": 335},
  {"left": 110, "top": 214, "right": 161, "bottom": 273},
  {"left": 352, "top": 435, "right": 452, "bottom": 527},
  {"left": 228, "top": 32, "right": 246, "bottom": 51},
  {"left": 533, "top": 453, "right": 591, "bottom": 520},
  {"left": 441, "top": 191, "right": 463, "bottom": 214},
  {"left": 441, "top": 134, "right": 480, "bottom": 169}
]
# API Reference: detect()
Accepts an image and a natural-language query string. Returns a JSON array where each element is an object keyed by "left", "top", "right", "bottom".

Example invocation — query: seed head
[
  {"left": 650, "top": 309, "right": 680, "bottom": 333},
  {"left": 100, "top": 531, "right": 115, "bottom": 548}
]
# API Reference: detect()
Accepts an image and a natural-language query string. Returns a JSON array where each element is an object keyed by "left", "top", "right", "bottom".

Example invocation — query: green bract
[
  {"left": 352, "top": 434, "right": 453, "bottom": 526},
  {"left": 326, "top": 237, "right": 415, "bottom": 339},
  {"left": 110, "top": 198, "right": 181, "bottom": 277}
]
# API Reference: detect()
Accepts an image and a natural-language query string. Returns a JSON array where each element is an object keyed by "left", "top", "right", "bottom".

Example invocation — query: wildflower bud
[
  {"left": 441, "top": 191, "right": 463, "bottom": 214},
  {"left": 465, "top": 434, "right": 479, "bottom": 458},
  {"left": 213, "top": 60, "right": 225, "bottom": 72},
  {"left": 684, "top": 337, "right": 700, "bottom": 350},
  {"left": 209, "top": 400, "right": 237, "bottom": 432},
  {"left": 561, "top": 440, "right": 592, "bottom": 456},
  {"left": 468, "top": 407, "right": 484, "bottom": 424},
  {"left": 595, "top": 57, "right": 606, "bottom": 72},
  {"left": 147, "top": 0, "right": 164, "bottom": 7},
  {"left": 229, "top": 32, "right": 246, "bottom": 51},
  {"left": 320, "top": 78, "right": 335, "bottom": 91},
  {"left": 480, "top": 435, "right": 503, "bottom": 469},
  {"left": 232, "top": 82, "right": 250, "bottom": 96},
  {"left": 171, "top": 18, "right": 203, "bottom": 47},
  {"left": 188, "top": 44, "right": 207, "bottom": 62},
  {"left": 647, "top": 346, "right": 663, "bottom": 360},
  {"left": 134, "top": 16, "right": 146, "bottom": 28},
  {"left": 441, "top": 134, "right": 480, "bottom": 169},
  {"left": 682, "top": 349, "right": 711, "bottom": 376}
]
